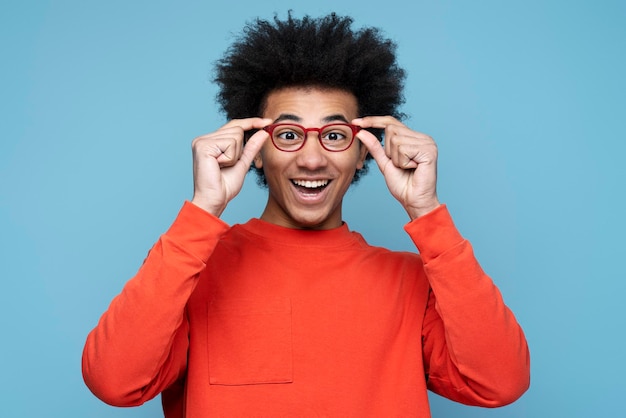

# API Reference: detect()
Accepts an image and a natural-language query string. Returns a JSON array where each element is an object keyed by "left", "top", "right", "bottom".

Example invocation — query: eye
[
  {"left": 275, "top": 126, "right": 304, "bottom": 142},
  {"left": 321, "top": 125, "right": 351, "bottom": 142},
  {"left": 322, "top": 131, "right": 347, "bottom": 141}
]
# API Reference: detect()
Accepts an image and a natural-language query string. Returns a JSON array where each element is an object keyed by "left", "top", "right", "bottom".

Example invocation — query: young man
[{"left": 82, "top": 13, "right": 530, "bottom": 417}]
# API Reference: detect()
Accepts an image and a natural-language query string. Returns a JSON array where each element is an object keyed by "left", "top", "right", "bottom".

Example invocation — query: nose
[{"left": 295, "top": 132, "right": 328, "bottom": 169}]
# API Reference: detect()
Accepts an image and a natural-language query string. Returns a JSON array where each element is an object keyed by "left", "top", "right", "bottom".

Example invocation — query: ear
[
  {"left": 253, "top": 152, "right": 263, "bottom": 169},
  {"left": 355, "top": 142, "right": 369, "bottom": 170}
]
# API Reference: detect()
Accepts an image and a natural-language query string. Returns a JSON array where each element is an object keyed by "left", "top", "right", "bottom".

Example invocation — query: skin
[
  {"left": 353, "top": 115, "right": 441, "bottom": 220},
  {"left": 253, "top": 87, "right": 369, "bottom": 229},
  {"left": 190, "top": 86, "right": 440, "bottom": 228}
]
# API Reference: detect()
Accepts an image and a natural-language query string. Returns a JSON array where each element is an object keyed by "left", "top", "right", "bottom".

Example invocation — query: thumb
[
  {"left": 238, "top": 128, "right": 269, "bottom": 169},
  {"left": 355, "top": 129, "right": 390, "bottom": 174}
]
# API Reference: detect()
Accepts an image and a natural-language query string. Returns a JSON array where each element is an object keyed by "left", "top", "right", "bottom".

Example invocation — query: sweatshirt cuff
[
  {"left": 164, "top": 201, "right": 230, "bottom": 262},
  {"left": 403, "top": 204, "right": 465, "bottom": 263}
]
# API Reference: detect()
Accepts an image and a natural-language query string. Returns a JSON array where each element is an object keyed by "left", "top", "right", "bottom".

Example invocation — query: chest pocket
[{"left": 207, "top": 297, "right": 293, "bottom": 385}]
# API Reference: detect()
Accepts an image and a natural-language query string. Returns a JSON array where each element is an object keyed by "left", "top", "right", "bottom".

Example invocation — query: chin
[{"left": 288, "top": 211, "right": 338, "bottom": 230}]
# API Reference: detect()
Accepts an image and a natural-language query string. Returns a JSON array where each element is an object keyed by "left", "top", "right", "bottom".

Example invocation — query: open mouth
[{"left": 291, "top": 179, "right": 330, "bottom": 192}]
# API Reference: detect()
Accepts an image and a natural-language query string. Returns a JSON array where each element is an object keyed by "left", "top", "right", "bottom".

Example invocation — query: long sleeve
[
  {"left": 405, "top": 205, "right": 530, "bottom": 406},
  {"left": 82, "top": 201, "right": 230, "bottom": 407}
]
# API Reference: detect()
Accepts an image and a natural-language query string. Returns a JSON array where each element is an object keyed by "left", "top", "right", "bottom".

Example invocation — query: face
[{"left": 254, "top": 87, "right": 368, "bottom": 230}]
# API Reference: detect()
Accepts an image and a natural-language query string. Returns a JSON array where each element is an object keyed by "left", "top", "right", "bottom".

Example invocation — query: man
[{"left": 82, "top": 13, "right": 530, "bottom": 417}]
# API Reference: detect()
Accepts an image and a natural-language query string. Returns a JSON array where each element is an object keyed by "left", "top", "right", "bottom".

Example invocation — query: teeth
[{"left": 293, "top": 179, "right": 329, "bottom": 188}]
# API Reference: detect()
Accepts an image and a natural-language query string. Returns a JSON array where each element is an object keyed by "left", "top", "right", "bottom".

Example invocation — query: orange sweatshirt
[{"left": 82, "top": 202, "right": 529, "bottom": 417}]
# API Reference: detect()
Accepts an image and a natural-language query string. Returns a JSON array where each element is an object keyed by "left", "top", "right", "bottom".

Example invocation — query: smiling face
[{"left": 254, "top": 87, "right": 368, "bottom": 230}]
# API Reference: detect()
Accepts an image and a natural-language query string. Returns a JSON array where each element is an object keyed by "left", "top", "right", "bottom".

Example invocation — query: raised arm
[
  {"left": 355, "top": 117, "right": 530, "bottom": 404},
  {"left": 408, "top": 206, "right": 530, "bottom": 405},
  {"left": 82, "top": 119, "right": 270, "bottom": 405}
]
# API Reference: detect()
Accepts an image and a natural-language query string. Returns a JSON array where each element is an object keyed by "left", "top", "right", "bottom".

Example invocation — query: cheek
[{"left": 255, "top": 146, "right": 289, "bottom": 172}]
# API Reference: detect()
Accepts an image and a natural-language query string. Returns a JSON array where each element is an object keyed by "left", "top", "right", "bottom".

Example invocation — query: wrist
[
  {"left": 405, "top": 198, "right": 441, "bottom": 220},
  {"left": 190, "top": 195, "right": 226, "bottom": 218}
]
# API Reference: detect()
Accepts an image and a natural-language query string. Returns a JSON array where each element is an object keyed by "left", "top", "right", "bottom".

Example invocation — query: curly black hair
[{"left": 214, "top": 12, "right": 406, "bottom": 185}]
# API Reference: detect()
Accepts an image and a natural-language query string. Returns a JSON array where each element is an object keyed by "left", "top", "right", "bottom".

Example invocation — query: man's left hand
[{"left": 354, "top": 116, "right": 440, "bottom": 220}]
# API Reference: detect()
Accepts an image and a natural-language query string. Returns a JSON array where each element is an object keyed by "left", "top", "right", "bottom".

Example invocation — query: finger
[
  {"left": 355, "top": 129, "right": 392, "bottom": 174},
  {"left": 352, "top": 116, "right": 402, "bottom": 129},
  {"left": 221, "top": 117, "right": 274, "bottom": 132},
  {"left": 221, "top": 117, "right": 272, "bottom": 159},
  {"left": 214, "top": 138, "right": 242, "bottom": 168},
  {"left": 393, "top": 141, "right": 421, "bottom": 169},
  {"left": 353, "top": 116, "right": 404, "bottom": 158},
  {"left": 194, "top": 118, "right": 273, "bottom": 166},
  {"left": 235, "top": 128, "right": 269, "bottom": 171}
]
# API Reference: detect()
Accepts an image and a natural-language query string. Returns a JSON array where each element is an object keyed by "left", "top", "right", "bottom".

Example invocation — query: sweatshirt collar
[{"left": 236, "top": 218, "right": 363, "bottom": 249}]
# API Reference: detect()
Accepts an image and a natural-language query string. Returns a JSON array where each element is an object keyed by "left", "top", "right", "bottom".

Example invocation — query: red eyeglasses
[{"left": 263, "top": 123, "right": 361, "bottom": 152}]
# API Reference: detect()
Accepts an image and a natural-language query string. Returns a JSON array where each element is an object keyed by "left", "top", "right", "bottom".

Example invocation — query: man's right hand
[{"left": 190, "top": 118, "right": 271, "bottom": 217}]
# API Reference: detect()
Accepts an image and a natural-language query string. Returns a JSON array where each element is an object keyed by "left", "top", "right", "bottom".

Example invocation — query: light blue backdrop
[{"left": 1, "top": 1, "right": 624, "bottom": 417}]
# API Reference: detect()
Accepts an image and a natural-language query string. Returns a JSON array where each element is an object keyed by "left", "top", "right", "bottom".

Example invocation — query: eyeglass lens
[{"left": 270, "top": 124, "right": 354, "bottom": 152}]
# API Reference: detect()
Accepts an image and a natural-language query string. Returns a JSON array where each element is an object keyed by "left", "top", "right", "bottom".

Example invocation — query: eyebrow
[{"left": 273, "top": 113, "right": 350, "bottom": 124}]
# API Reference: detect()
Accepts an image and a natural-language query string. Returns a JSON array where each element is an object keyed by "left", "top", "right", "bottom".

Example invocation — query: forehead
[{"left": 262, "top": 87, "right": 358, "bottom": 121}]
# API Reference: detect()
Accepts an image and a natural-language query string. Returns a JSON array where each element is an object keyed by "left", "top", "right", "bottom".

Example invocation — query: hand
[
  {"left": 190, "top": 118, "right": 271, "bottom": 217},
  {"left": 353, "top": 116, "right": 440, "bottom": 220}
]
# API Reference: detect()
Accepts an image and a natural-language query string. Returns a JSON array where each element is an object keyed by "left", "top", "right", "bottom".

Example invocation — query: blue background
[{"left": 1, "top": 1, "right": 624, "bottom": 417}]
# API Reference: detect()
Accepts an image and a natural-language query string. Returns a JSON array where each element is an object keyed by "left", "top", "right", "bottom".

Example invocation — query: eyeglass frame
[{"left": 262, "top": 123, "right": 362, "bottom": 152}]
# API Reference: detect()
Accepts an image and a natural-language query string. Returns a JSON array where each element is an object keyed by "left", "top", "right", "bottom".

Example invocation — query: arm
[
  {"left": 355, "top": 117, "right": 529, "bottom": 405},
  {"left": 82, "top": 202, "right": 229, "bottom": 406},
  {"left": 407, "top": 205, "right": 530, "bottom": 406},
  {"left": 82, "top": 119, "right": 271, "bottom": 406}
]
